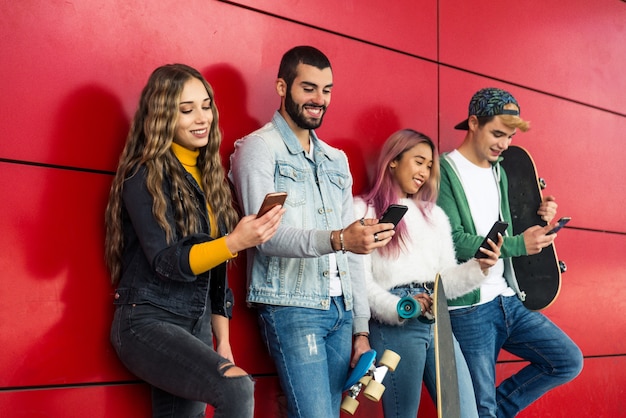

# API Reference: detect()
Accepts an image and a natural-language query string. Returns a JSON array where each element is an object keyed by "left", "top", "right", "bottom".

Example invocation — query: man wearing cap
[{"left": 437, "top": 87, "right": 583, "bottom": 417}]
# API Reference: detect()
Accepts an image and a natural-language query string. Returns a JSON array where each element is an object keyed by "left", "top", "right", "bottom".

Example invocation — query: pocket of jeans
[
  {"left": 110, "top": 306, "right": 123, "bottom": 353},
  {"left": 448, "top": 305, "right": 478, "bottom": 318},
  {"left": 256, "top": 310, "right": 274, "bottom": 354}
]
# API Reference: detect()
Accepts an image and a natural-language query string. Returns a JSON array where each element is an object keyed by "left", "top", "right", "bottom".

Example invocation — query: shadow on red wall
[
  {"left": 334, "top": 105, "right": 402, "bottom": 197},
  {"left": 11, "top": 85, "right": 129, "bottom": 388},
  {"left": 203, "top": 63, "right": 262, "bottom": 171}
]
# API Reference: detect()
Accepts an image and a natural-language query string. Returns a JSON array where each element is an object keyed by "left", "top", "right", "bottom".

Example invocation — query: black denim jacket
[{"left": 113, "top": 165, "right": 233, "bottom": 319}]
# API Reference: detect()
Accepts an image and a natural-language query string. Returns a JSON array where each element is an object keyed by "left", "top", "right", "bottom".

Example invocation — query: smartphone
[
  {"left": 546, "top": 216, "right": 571, "bottom": 235},
  {"left": 379, "top": 204, "right": 408, "bottom": 228},
  {"left": 257, "top": 192, "right": 287, "bottom": 217},
  {"left": 474, "top": 220, "right": 508, "bottom": 259}
]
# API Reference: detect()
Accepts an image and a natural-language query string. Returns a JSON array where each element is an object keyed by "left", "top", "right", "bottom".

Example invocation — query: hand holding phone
[
  {"left": 546, "top": 216, "right": 571, "bottom": 235},
  {"left": 257, "top": 192, "right": 287, "bottom": 217},
  {"left": 379, "top": 204, "right": 408, "bottom": 229},
  {"left": 475, "top": 221, "right": 508, "bottom": 259}
]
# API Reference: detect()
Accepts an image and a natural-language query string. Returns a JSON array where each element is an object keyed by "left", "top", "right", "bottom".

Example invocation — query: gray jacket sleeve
[{"left": 229, "top": 134, "right": 334, "bottom": 258}]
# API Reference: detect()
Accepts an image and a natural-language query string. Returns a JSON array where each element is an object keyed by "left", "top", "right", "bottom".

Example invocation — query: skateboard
[
  {"left": 500, "top": 145, "right": 565, "bottom": 311},
  {"left": 396, "top": 276, "right": 460, "bottom": 418},
  {"left": 433, "top": 273, "right": 461, "bottom": 418},
  {"left": 340, "top": 349, "right": 401, "bottom": 415}
]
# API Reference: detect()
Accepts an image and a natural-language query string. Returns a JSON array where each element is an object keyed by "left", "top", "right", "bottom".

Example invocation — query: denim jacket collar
[{"left": 272, "top": 111, "right": 335, "bottom": 162}]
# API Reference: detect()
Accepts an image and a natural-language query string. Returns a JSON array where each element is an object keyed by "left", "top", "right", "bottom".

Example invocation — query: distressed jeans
[
  {"left": 110, "top": 303, "right": 254, "bottom": 418},
  {"left": 449, "top": 295, "right": 583, "bottom": 418},
  {"left": 257, "top": 297, "right": 353, "bottom": 418},
  {"left": 369, "top": 286, "right": 478, "bottom": 418}
]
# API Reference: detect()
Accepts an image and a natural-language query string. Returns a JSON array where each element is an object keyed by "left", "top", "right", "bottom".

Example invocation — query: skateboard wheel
[
  {"left": 359, "top": 375, "right": 372, "bottom": 386},
  {"left": 397, "top": 296, "right": 419, "bottom": 319},
  {"left": 379, "top": 350, "right": 401, "bottom": 372},
  {"left": 340, "top": 395, "right": 359, "bottom": 415},
  {"left": 363, "top": 379, "right": 385, "bottom": 402},
  {"left": 559, "top": 260, "right": 567, "bottom": 273},
  {"left": 539, "top": 178, "right": 546, "bottom": 189}
]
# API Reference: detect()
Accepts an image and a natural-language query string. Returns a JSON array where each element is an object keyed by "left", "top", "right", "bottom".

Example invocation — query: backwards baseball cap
[{"left": 454, "top": 87, "right": 521, "bottom": 130}]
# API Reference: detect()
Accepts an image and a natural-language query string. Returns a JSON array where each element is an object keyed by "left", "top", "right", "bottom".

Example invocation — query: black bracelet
[{"left": 354, "top": 332, "right": 369, "bottom": 338}]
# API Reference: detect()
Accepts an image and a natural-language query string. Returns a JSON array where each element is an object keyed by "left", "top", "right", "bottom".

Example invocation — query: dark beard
[{"left": 285, "top": 90, "right": 326, "bottom": 130}]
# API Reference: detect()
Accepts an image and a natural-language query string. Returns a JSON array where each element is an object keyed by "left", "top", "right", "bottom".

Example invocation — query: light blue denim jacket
[{"left": 229, "top": 112, "right": 370, "bottom": 333}]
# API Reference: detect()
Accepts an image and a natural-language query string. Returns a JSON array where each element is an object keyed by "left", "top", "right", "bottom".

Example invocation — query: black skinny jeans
[{"left": 111, "top": 303, "right": 254, "bottom": 418}]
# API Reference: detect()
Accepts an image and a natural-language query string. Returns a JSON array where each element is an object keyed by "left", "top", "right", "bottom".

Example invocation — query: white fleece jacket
[{"left": 354, "top": 197, "right": 486, "bottom": 326}]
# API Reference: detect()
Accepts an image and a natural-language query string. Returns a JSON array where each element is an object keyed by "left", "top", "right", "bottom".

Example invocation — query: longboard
[
  {"left": 500, "top": 145, "right": 564, "bottom": 310},
  {"left": 433, "top": 273, "right": 461, "bottom": 418}
]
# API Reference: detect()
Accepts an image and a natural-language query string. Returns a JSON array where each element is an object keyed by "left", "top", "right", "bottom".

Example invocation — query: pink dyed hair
[{"left": 360, "top": 129, "right": 440, "bottom": 258}]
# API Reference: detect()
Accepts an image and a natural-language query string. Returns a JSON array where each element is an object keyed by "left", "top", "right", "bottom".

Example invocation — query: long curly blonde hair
[{"left": 105, "top": 64, "right": 238, "bottom": 284}]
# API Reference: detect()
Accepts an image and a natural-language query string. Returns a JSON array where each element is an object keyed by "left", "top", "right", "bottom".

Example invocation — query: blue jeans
[
  {"left": 369, "top": 287, "right": 478, "bottom": 418},
  {"left": 257, "top": 297, "right": 353, "bottom": 418},
  {"left": 449, "top": 295, "right": 583, "bottom": 418},
  {"left": 110, "top": 303, "right": 254, "bottom": 418}
]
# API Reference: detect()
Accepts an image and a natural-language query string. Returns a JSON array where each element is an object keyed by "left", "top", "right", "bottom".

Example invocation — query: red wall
[{"left": 1, "top": 0, "right": 624, "bottom": 416}]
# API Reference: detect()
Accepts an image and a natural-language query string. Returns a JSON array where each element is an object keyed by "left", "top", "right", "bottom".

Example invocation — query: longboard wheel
[
  {"left": 379, "top": 349, "right": 401, "bottom": 372},
  {"left": 340, "top": 395, "right": 359, "bottom": 415},
  {"left": 397, "top": 296, "right": 419, "bottom": 319},
  {"left": 359, "top": 375, "right": 372, "bottom": 386},
  {"left": 539, "top": 178, "right": 546, "bottom": 189},
  {"left": 363, "top": 380, "right": 385, "bottom": 401}
]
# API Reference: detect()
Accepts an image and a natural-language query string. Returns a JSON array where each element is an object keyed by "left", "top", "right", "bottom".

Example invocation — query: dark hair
[
  {"left": 277, "top": 46, "right": 331, "bottom": 87},
  {"left": 475, "top": 113, "right": 530, "bottom": 132},
  {"left": 476, "top": 115, "right": 496, "bottom": 127}
]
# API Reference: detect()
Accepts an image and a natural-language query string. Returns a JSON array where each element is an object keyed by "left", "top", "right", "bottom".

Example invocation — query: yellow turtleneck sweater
[{"left": 171, "top": 142, "right": 236, "bottom": 275}]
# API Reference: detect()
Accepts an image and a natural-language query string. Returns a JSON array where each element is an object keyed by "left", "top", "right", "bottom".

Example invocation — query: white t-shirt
[{"left": 448, "top": 150, "right": 514, "bottom": 304}]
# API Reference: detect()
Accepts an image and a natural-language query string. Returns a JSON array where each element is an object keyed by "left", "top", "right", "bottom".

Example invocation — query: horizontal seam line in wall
[
  {"left": 0, "top": 373, "right": 281, "bottom": 392},
  {"left": 0, "top": 158, "right": 114, "bottom": 176},
  {"left": 0, "top": 380, "right": 144, "bottom": 393},
  {"left": 564, "top": 226, "right": 626, "bottom": 236},
  {"left": 217, "top": 1, "right": 626, "bottom": 118},
  {"left": 497, "top": 353, "right": 626, "bottom": 366}
]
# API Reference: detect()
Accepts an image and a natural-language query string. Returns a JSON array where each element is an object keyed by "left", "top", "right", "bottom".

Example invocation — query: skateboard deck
[
  {"left": 500, "top": 145, "right": 564, "bottom": 311},
  {"left": 433, "top": 273, "right": 461, "bottom": 418},
  {"left": 343, "top": 350, "right": 376, "bottom": 392},
  {"left": 340, "top": 349, "right": 400, "bottom": 415}
]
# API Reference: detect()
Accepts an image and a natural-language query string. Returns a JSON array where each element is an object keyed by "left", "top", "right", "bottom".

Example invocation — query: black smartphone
[
  {"left": 474, "top": 221, "right": 508, "bottom": 259},
  {"left": 379, "top": 204, "right": 408, "bottom": 228},
  {"left": 257, "top": 192, "right": 287, "bottom": 217},
  {"left": 546, "top": 216, "right": 571, "bottom": 235}
]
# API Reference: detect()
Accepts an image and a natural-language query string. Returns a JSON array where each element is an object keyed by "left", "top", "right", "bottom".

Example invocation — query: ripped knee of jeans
[{"left": 217, "top": 360, "right": 249, "bottom": 378}]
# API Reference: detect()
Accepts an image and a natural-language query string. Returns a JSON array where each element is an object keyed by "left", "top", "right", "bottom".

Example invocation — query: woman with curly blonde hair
[{"left": 105, "top": 63, "right": 283, "bottom": 418}]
